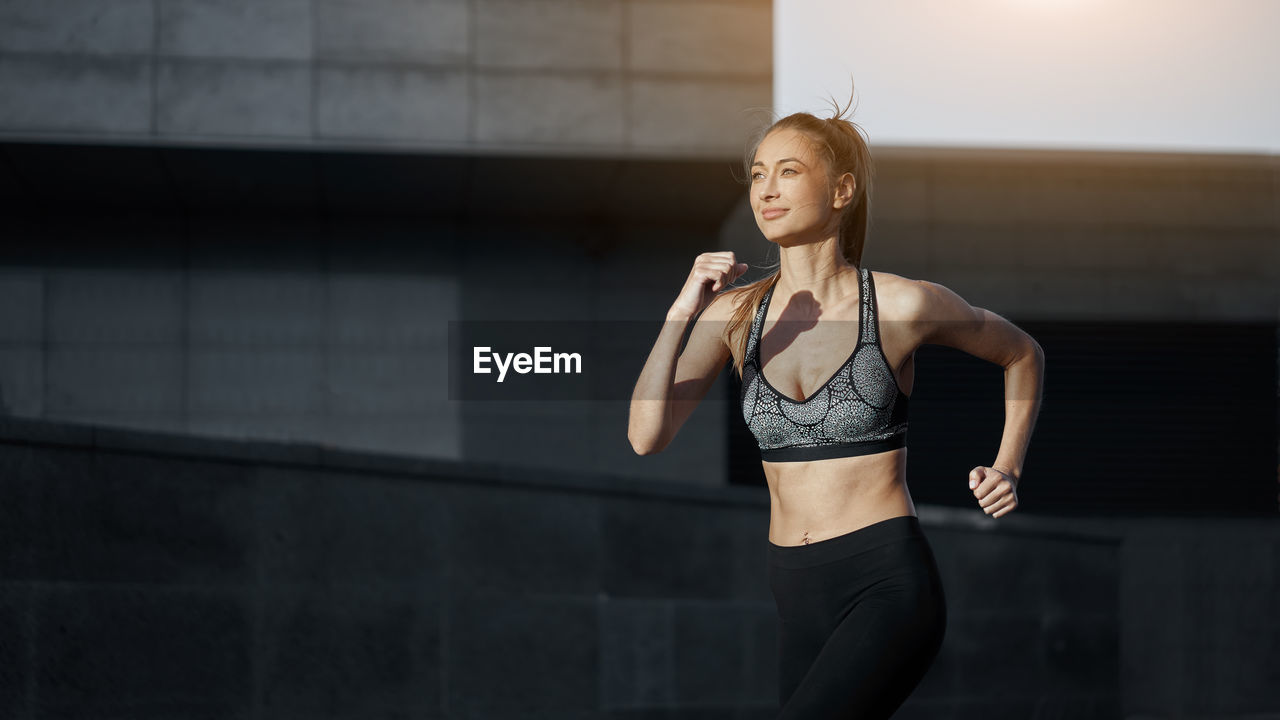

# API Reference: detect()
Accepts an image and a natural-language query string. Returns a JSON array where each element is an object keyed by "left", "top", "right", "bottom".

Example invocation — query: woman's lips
[{"left": 762, "top": 208, "right": 788, "bottom": 220}]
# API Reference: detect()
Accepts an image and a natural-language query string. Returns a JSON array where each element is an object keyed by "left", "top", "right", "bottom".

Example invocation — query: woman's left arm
[{"left": 905, "top": 279, "right": 1045, "bottom": 519}]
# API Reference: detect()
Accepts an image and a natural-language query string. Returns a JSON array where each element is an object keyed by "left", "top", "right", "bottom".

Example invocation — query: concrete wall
[
  {"left": 0, "top": 416, "right": 1136, "bottom": 720},
  {"left": 0, "top": 143, "right": 750, "bottom": 487},
  {"left": 7, "top": 416, "right": 1278, "bottom": 718},
  {"left": 0, "top": 0, "right": 772, "bottom": 158}
]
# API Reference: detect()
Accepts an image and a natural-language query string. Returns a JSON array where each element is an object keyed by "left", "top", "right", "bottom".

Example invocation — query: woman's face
[{"left": 749, "top": 128, "right": 841, "bottom": 245}]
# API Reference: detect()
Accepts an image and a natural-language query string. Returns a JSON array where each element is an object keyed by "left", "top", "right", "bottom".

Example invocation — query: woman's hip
[{"left": 766, "top": 516, "right": 946, "bottom": 622}]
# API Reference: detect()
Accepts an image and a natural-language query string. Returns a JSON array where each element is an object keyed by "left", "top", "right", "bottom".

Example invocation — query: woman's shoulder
[
  {"left": 869, "top": 269, "right": 932, "bottom": 322},
  {"left": 868, "top": 268, "right": 917, "bottom": 287},
  {"left": 868, "top": 268, "right": 919, "bottom": 297},
  {"left": 871, "top": 269, "right": 978, "bottom": 326}
]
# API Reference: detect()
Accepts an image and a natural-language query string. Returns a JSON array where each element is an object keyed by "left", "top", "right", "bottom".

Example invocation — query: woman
[{"left": 628, "top": 96, "right": 1045, "bottom": 718}]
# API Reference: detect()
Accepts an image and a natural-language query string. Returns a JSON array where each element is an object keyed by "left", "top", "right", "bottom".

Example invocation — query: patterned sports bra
[{"left": 740, "top": 266, "right": 909, "bottom": 462}]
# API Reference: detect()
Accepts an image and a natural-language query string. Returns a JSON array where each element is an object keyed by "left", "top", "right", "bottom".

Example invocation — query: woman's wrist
[
  {"left": 665, "top": 306, "right": 695, "bottom": 323},
  {"left": 993, "top": 463, "right": 1021, "bottom": 484}
]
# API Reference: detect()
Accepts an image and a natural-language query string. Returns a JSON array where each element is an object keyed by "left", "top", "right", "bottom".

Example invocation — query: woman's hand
[
  {"left": 668, "top": 251, "right": 748, "bottom": 320},
  {"left": 969, "top": 465, "right": 1019, "bottom": 518}
]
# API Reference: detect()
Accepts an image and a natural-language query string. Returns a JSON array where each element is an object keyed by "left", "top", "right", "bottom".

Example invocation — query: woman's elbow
[
  {"left": 628, "top": 416, "right": 672, "bottom": 455},
  {"left": 628, "top": 431, "right": 665, "bottom": 456},
  {"left": 628, "top": 405, "right": 670, "bottom": 455}
]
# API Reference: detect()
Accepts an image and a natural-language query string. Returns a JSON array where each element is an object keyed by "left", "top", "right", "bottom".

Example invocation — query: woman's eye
[{"left": 752, "top": 169, "right": 795, "bottom": 180}]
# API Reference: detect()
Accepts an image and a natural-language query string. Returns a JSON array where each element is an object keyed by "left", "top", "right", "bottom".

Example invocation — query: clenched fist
[
  {"left": 969, "top": 465, "right": 1019, "bottom": 518},
  {"left": 668, "top": 251, "right": 749, "bottom": 320}
]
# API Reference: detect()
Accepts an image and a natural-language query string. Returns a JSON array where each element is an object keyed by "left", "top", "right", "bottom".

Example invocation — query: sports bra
[{"left": 740, "top": 266, "right": 910, "bottom": 462}]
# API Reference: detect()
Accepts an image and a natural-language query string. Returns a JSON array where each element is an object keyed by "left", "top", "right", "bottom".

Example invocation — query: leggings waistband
[{"left": 767, "top": 515, "right": 924, "bottom": 569}]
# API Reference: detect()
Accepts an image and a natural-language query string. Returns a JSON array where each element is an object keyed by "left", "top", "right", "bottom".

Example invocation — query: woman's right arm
[{"left": 628, "top": 252, "right": 747, "bottom": 455}]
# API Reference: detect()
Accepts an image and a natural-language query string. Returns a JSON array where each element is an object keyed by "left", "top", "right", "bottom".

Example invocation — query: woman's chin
[{"left": 763, "top": 232, "right": 804, "bottom": 247}]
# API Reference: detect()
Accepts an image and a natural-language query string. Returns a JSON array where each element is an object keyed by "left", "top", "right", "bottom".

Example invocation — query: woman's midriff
[{"left": 764, "top": 447, "right": 915, "bottom": 547}]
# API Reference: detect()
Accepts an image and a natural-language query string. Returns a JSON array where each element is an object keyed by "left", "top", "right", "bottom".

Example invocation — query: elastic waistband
[
  {"left": 760, "top": 434, "right": 906, "bottom": 463},
  {"left": 767, "top": 515, "right": 923, "bottom": 569}
]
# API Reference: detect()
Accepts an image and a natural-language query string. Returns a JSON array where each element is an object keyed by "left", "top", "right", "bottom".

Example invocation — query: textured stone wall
[
  {"left": 0, "top": 417, "right": 1139, "bottom": 719},
  {"left": 0, "top": 0, "right": 772, "bottom": 158}
]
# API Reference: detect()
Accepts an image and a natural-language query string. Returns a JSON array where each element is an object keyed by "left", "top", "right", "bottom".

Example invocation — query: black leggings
[{"left": 767, "top": 515, "right": 947, "bottom": 719}]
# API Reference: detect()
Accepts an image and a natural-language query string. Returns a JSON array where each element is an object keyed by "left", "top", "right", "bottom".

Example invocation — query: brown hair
[{"left": 724, "top": 86, "right": 877, "bottom": 380}]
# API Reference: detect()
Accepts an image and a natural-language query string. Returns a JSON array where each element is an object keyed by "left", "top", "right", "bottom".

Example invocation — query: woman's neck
[{"left": 775, "top": 237, "right": 860, "bottom": 305}]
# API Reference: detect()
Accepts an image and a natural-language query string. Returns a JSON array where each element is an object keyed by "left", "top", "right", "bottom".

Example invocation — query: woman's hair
[{"left": 724, "top": 84, "right": 877, "bottom": 380}]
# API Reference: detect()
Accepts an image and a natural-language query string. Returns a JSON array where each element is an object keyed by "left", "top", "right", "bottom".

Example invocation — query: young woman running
[{"left": 628, "top": 100, "right": 1045, "bottom": 718}]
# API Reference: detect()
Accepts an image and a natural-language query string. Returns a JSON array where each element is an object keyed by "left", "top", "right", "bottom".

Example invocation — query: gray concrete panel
[
  {"left": 46, "top": 270, "right": 183, "bottom": 345},
  {"left": 324, "top": 220, "right": 461, "bottom": 274},
  {"left": 629, "top": 78, "right": 770, "bottom": 154},
  {"left": 447, "top": 590, "right": 598, "bottom": 715},
  {"left": 1044, "top": 612, "right": 1121, "bottom": 696},
  {"left": 0, "top": 444, "right": 68, "bottom": 581},
  {"left": 0, "top": 584, "right": 28, "bottom": 719},
  {"left": 599, "top": 597, "right": 672, "bottom": 708},
  {"left": 476, "top": 0, "right": 622, "bottom": 70},
  {"left": 727, "top": 512, "right": 772, "bottom": 603},
  {"left": 35, "top": 586, "right": 252, "bottom": 718},
  {"left": 188, "top": 272, "right": 326, "bottom": 346},
  {"left": 0, "top": 270, "right": 41, "bottom": 344},
  {"left": 158, "top": 0, "right": 312, "bottom": 60},
  {"left": 45, "top": 346, "right": 184, "bottom": 415},
  {"left": 260, "top": 584, "right": 442, "bottom": 717},
  {"left": 872, "top": 163, "right": 933, "bottom": 224},
  {"left": 1206, "top": 276, "right": 1280, "bottom": 318},
  {"left": 0, "top": 0, "right": 154, "bottom": 54},
  {"left": 327, "top": 349, "right": 442, "bottom": 415},
  {"left": 457, "top": 405, "right": 602, "bottom": 475},
  {"left": 184, "top": 412, "right": 330, "bottom": 444},
  {"left": 187, "top": 219, "right": 326, "bottom": 270},
  {"left": 951, "top": 610, "right": 1045, "bottom": 694},
  {"left": 315, "top": 65, "right": 468, "bottom": 142},
  {"left": 257, "top": 466, "right": 445, "bottom": 587},
  {"left": 187, "top": 349, "right": 324, "bottom": 414},
  {"left": 600, "top": 501, "right": 737, "bottom": 599},
  {"left": 328, "top": 274, "right": 456, "bottom": 347},
  {"left": 671, "top": 602, "right": 750, "bottom": 704},
  {"left": 31, "top": 452, "right": 254, "bottom": 584},
  {"left": 628, "top": 2, "right": 771, "bottom": 76},
  {"left": 476, "top": 72, "right": 625, "bottom": 146},
  {"left": 0, "top": 348, "right": 42, "bottom": 418},
  {"left": 446, "top": 486, "right": 600, "bottom": 595},
  {"left": 742, "top": 606, "right": 779, "bottom": 704},
  {"left": 157, "top": 59, "right": 310, "bottom": 137},
  {"left": 1121, "top": 526, "right": 1280, "bottom": 716},
  {"left": 313, "top": 0, "right": 469, "bottom": 65},
  {"left": 1165, "top": 227, "right": 1279, "bottom": 278},
  {"left": 456, "top": 226, "right": 599, "bottom": 320},
  {"left": 320, "top": 414, "right": 460, "bottom": 459},
  {"left": 0, "top": 54, "right": 152, "bottom": 134}
]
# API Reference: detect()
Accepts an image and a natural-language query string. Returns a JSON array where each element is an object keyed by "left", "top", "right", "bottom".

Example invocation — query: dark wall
[
  {"left": 0, "top": 417, "right": 1131, "bottom": 719},
  {"left": 0, "top": 140, "right": 747, "bottom": 488}
]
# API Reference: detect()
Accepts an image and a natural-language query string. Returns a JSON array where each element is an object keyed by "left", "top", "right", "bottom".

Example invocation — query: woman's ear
[{"left": 832, "top": 172, "right": 856, "bottom": 209}]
